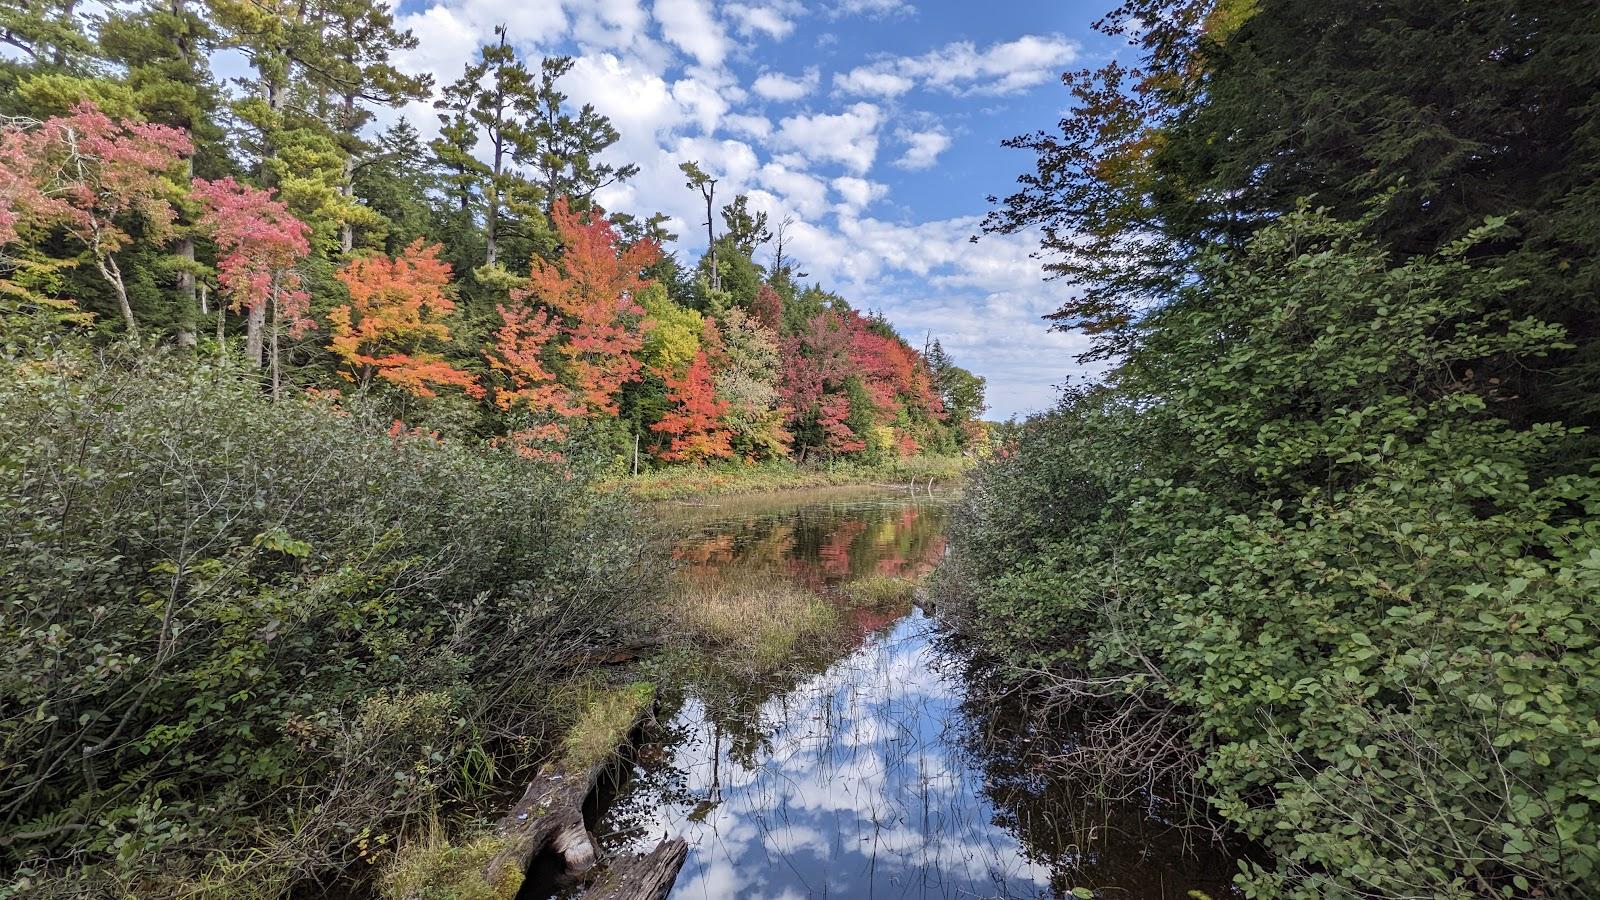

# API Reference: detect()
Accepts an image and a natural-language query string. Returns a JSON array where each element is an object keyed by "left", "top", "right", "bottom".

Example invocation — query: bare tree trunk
[
  {"left": 176, "top": 235, "right": 197, "bottom": 348},
  {"left": 269, "top": 286, "right": 282, "bottom": 400},
  {"left": 701, "top": 182, "right": 718, "bottom": 292},
  {"left": 246, "top": 302, "right": 265, "bottom": 367},
  {"left": 100, "top": 254, "right": 138, "bottom": 337}
]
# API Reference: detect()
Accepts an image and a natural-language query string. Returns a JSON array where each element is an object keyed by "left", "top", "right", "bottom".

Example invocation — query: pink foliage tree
[
  {"left": 0, "top": 102, "right": 192, "bottom": 335},
  {"left": 191, "top": 176, "right": 311, "bottom": 397}
]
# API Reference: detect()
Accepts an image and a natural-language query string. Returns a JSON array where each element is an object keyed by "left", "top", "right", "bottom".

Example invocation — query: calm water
[{"left": 595, "top": 489, "right": 1241, "bottom": 899}]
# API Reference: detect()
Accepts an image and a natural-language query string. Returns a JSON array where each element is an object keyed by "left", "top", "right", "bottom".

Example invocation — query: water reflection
[{"left": 598, "top": 493, "right": 1239, "bottom": 899}]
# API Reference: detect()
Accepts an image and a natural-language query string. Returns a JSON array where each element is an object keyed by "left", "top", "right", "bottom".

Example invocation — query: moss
[
  {"left": 380, "top": 833, "right": 522, "bottom": 900},
  {"left": 558, "top": 681, "right": 656, "bottom": 771}
]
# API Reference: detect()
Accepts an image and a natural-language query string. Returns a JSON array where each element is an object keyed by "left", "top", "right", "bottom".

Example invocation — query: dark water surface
[{"left": 597, "top": 489, "right": 1241, "bottom": 899}]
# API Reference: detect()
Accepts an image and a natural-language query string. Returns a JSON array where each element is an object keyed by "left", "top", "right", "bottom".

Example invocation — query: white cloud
[
  {"left": 751, "top": 67, "right": 820, "bottom": 102},
  {"left": 893, "top": 127, "right": 950, "bottom": 169},
  {"left": 836, "top": 34, "right": 1077, "bottom": 98},
  {"left": 828, "top": 0, "right": 915, "bottom": 19},
  {"left": 723, "top": 113, "right": 773, "bottom": 139},
  {"left": 726, "top": 1, "right": 804, "bottom": 40},
  {"left": 832, "top": 67, "right": 915, "bottom": 98},
  {"left": 831, "top": 176, "right": 888, "bottom": 213},
  {"left": 653, "top": 0, "right": 729, "bottom": 68},
  {"left": 773, "top": 103, "right": 883, "bottom": 174},
  {"left": 756, "top": 163, "right": 831, "bottom": 219}
]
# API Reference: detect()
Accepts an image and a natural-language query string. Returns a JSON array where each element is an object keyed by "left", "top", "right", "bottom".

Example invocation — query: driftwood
[
  {"left": 481, "top": 689, "right": 657, "bottom": 890},
  {"left": 581, "top": 838, "right": 689, "bottom": 900}
]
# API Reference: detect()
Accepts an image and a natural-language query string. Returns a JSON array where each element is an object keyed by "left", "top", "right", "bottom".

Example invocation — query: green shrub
[
  {"left": 938, "top": 209, "right": 1600, "bottom": 898},
  {"left": 0, "top": 350, "right": 658, "bottom": 893}
]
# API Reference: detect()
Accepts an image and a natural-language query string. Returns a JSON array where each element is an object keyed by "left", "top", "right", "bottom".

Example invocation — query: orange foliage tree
[
  {"left": 489, "top": 302, "right": 584, "bottom": 461},
  {"left": 652, "top": 349, "right": 733, "bottom": 463},
  {"left": 329, "top": 239, "right": 481, "bottom": 398},
  {"left": 515, "top": 197, "right": 660, "bottom": 415}
]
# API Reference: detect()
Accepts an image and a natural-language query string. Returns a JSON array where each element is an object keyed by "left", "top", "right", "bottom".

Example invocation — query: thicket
[
  {"left": 946, "top": 0, "right": 1600, "bottom": 895},
  {"left": 0, "top": 335, "right": 657, "bottom": 895},
  {"left": 942, "top": 211, "right": 1600, "bottom": 896}
]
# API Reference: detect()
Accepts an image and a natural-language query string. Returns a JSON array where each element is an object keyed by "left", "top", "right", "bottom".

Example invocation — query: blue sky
[{"left": 384, "top": 0, "right": 1122, "bottom": 418}]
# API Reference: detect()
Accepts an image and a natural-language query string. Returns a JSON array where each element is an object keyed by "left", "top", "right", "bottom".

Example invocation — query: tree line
[{"left": 0, "top": 0, "right": 986, "bottom": 468}]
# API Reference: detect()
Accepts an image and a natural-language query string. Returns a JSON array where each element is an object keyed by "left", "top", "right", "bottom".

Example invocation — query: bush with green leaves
[
  {"left": 938, "top": 208, "right": 1600, "bottom": 898},
  {"left": 0, "top": 349, "right": 658, "bottom": 895}
]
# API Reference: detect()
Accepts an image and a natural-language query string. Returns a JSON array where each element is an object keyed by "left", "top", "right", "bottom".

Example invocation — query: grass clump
[
  {"left": 843, "top": 574, "right": 919, "bottom": 609},
  {"left": 381, "top": 833, "right": 522, "bottom": 900},
  {"left": 666, "top": 572, "right": 842, "bottom": 671},
  {"left": 557, "top": 681, "right": 657, "bottom": 771}
]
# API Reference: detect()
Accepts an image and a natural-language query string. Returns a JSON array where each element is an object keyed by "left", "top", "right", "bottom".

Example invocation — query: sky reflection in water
[{"left": 596, "top": 493, "right": 1239, "bottom": 899}]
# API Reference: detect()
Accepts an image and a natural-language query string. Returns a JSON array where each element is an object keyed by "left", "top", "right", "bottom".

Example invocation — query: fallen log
[
  {"left": 581, "top": 838, "right": 690, "bottom": 900},
  {"left": 481, "top": 682, "right": 657, "bottom": 891}
]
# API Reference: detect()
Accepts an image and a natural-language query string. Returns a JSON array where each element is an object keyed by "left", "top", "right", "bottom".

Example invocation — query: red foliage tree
[
  {"left": 0, "top": 102, "right": 191, "bottom": 334},
  {"left": 330, "top": 240, "right": 481, "bottom": 399},
  {"left": 751, "top": 283, "right": 783, "bottom": 331},
  {"left": 192, "top": 176, "right": 311, "bottom": 397},
  {"left": 516, "top": 197, "right": 660, "bottom": 416},
  {"left": 652, "top": 349, "right": 734, "bottom": 463}
]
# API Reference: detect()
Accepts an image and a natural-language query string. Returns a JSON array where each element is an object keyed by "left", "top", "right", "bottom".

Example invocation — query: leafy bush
[
  {"left": 0, "top": 349, "right": 658, "bottom": 894},
  {"left": 938, "top": 209, "right": 1600, "bottom": 898}
]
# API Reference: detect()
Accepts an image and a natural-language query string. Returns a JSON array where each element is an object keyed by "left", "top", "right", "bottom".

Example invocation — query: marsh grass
[
  {"left": 380, "top": 831, "right": 522, "bottom": 900},
  {"left": 842, "top": 573, "right": 920, "bottom": 610},
  {"left": 601, "top": 456, "right": 969, "bottom": 502},
  {"left": 665, "top": 570, "right": 843, "bottom": 672}
]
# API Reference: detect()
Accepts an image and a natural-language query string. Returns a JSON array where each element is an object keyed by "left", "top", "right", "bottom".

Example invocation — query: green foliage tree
[{"left": 944, "top": 207, "right": 1600, "bottom": 897}]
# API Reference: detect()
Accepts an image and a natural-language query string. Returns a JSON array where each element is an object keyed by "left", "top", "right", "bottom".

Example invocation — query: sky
[{"left": 376, "top": 0, "right": 1123, "bottom": 419}]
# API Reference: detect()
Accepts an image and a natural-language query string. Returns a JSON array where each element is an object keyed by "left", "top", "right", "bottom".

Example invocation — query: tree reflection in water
[{"left": 595, "top": 493, "right": 1239, "bottom": 898}]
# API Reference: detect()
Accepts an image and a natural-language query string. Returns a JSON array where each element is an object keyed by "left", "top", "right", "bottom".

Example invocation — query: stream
[{"left": 582, "top": 488, "right": 1243, "bottom": 899}]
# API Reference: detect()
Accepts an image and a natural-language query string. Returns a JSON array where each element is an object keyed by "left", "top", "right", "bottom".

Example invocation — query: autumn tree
[
  {"left": 0, "top": 102, "right": 191, "bottom": 335},
  {"left": 192, "top": 176, "right": 310, "bottom": 396},
  {"left": 329, "top": 239, "right": 480, "bottom": 398},
  {"left": 652, "top": 349, "right": 732, "bottom": 463},
  {"left": 516, "top": 197, "right": 659, "bottom": 416},
  {"left": 708, "top": 308, "right": 789, "bottom": 459}
]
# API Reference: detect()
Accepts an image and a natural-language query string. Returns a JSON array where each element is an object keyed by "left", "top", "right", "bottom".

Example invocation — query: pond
[{"left": 582, "top": 488, "right": 1244, "bottom": 899}]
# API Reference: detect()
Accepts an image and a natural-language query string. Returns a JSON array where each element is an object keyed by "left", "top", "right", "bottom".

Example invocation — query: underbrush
[{"left": 0, "top": 349, "right": 659, "bottom": 896}]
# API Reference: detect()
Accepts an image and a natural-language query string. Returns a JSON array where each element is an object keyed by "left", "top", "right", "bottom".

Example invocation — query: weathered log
[
  {"left": 581, "top": 838, "right": 689, "bottom": 900},
  {"left": 481, "top": 683, "right": 657, "bottom": 890}
]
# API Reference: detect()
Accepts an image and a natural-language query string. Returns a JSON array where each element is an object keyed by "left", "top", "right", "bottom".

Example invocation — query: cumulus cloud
[
  {"left": 653, "top": 0, "right": 729, "bottom": 68},
  {"left": 837, "top": 34, "right": 1077, "bottom": 97},
  {"left": 751, "top": 67, "right": 820, "bottom": 102},
  {"left": 893, "top": 127, "right": 950, "bottom": 169},
  {"left": 726, "top": 1, "right": 804, "bottom": 40},
  {"left": 831, "top": 176, "right": 888, "bottom": 213},
  {"left": 773, "top": 103, "right": 883, "bottom": 174}
]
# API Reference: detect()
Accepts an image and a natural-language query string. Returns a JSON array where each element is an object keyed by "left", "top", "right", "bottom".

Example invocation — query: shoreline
[{"left": 595, "top": 456, "right": 971, "bottom": 503}]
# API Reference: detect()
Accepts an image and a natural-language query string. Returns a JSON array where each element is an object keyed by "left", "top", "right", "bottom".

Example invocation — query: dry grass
[{"left": 665, "top": 571, "right": 842, "bottom": 671}]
